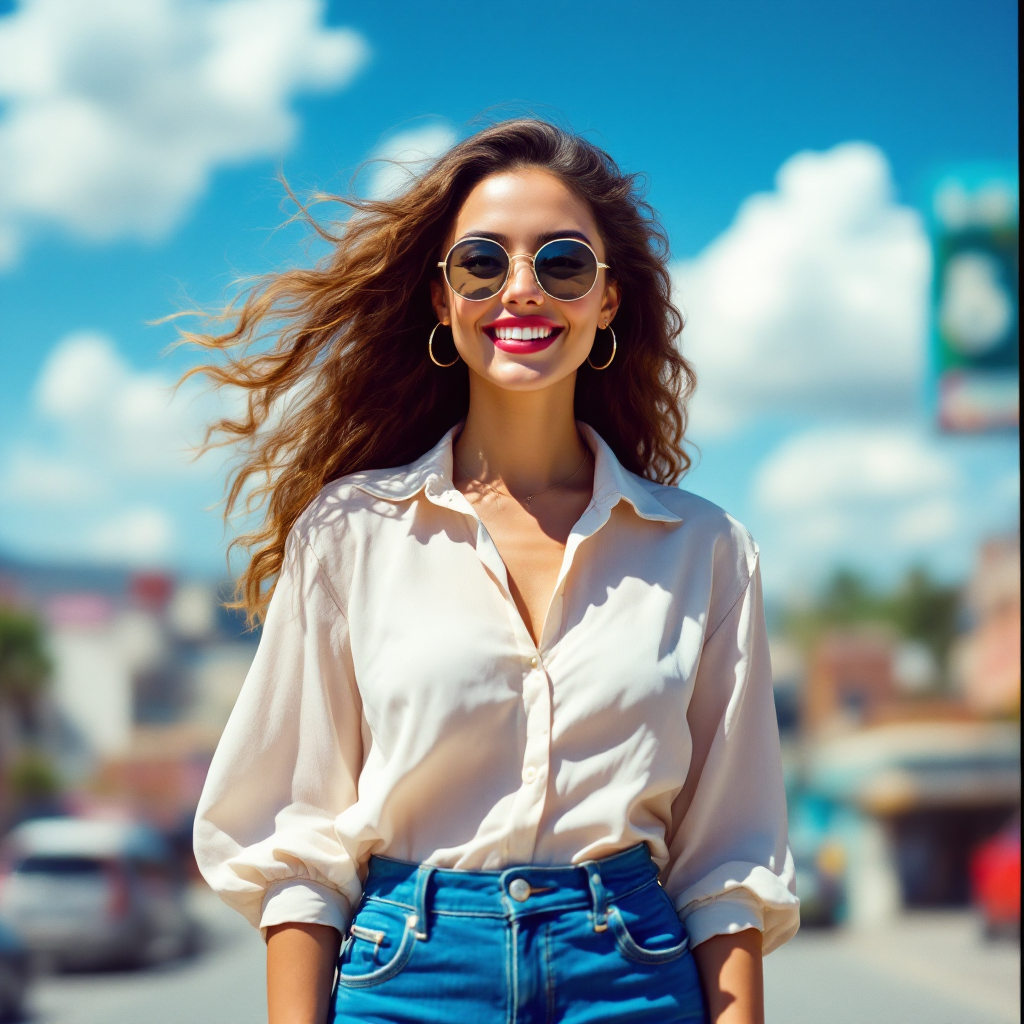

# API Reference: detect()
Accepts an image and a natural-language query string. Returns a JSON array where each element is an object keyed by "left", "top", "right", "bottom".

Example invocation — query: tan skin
[{"left": 266, "top": 168, "right": 764, "bottom": 1024}]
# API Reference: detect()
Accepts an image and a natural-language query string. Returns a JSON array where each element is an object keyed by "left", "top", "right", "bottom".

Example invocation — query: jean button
[{"left": 509, "top": 878, "right": 531, "bottom": 902}]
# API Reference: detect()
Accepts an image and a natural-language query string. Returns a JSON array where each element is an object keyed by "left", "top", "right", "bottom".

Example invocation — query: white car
[{"left": 0, "top": 817, "right": 195, "bottom": 971}]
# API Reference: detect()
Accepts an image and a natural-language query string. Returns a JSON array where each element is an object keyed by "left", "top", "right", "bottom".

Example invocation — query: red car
[{"left": 970, "top": 815, "right": 1021, "bottom": 938}]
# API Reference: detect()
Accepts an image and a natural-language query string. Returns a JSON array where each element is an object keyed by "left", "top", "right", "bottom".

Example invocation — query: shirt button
[
  {"left": 522, "top": 766, "right": 537, "bottom": 784},
  {"left": 530, "top": 656, "right": 539, "bottom": 669}
]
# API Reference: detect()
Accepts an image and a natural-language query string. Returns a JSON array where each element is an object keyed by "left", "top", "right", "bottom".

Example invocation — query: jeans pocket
[
  {"left": 607, "top": 882, "right": 690, "bottom": 965},
  {"left": 336, "top": 900, "right": 418, "bottom": 989}
]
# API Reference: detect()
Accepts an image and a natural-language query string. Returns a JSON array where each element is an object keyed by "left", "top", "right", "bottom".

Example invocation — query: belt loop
[
  {"left": 411, "top": 864, "right": 436, "bottom": 941},
  {"left": 582, "top": 862, "right": 609, "bottom": 933}
]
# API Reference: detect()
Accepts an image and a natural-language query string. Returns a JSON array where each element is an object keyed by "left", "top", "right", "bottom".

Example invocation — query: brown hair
[{"left": 184, "top": 119, "right": 695, "bottom": 622}]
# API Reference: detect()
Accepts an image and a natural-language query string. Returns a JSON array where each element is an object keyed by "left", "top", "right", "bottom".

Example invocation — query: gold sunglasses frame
[{"left": 438, "top": 236, "right": 610, "bottom": 302}]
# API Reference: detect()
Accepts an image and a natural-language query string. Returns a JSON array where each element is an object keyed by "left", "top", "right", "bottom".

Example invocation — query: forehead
[{"left": 450, "top": 168, "right": 601, "bottom": 248}]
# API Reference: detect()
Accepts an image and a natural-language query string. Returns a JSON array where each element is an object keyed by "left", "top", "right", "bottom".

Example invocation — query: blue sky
[{"left": 0, "top": 0, "right": 1018, "bottom": 597}]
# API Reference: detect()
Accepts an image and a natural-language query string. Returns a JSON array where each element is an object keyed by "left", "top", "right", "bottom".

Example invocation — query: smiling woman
[
  {"left": 189, "top": 119, "right": 797, "bottom": 1024},
  {"left": 181, "top": 119, "right": 692, "bottom": 620}
]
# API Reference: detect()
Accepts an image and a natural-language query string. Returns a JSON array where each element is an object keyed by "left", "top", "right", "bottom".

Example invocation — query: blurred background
[{"left": 0, "top": 1, "right": 1018, "bottom": 1022}]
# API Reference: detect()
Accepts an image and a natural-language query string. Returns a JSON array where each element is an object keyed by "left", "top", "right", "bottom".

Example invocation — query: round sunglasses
[{"left": 438, "top": 237, "right": 610, "bottom": 302}]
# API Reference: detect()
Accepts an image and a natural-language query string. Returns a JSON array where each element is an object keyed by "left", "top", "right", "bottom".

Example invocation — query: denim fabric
[{"left": 330, "top": 844, "right": 709, "bottom": 1024}]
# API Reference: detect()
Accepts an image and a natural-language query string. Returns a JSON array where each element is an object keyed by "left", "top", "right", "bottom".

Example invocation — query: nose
[{"left": 501, "top": 254, "right": 544, "bottom": 307}]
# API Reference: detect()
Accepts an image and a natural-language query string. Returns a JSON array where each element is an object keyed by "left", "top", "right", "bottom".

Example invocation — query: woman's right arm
[{"left": 193, "top": 524, "right": 363, "bottom": 1020}]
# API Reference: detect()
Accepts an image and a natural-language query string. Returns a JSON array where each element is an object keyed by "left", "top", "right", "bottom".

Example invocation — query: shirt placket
[{"left": 425, "top": 476, "right": 619, "bottom": 864}]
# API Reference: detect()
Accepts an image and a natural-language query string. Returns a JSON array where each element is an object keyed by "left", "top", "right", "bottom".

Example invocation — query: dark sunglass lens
[
  {"left": 534, "top": 240, "right": 599, "bottom": 300},
  {"left": 446, "top": 239, "right": 508, "bottom": 299}
]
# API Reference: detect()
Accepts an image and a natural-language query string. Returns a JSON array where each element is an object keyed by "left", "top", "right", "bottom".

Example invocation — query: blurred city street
[
  {"left": 25, "top": 888, "right": 266, "bottom": 1024},
  {"left": 16, "top": 886, "right": 1020, "bottom": 1024},
  {"left": 765, "top": 915, "right": 1020, "bottom": 1024},
  {"left": 0, "top": 3, "right": 1018, "bottom": 1024}
]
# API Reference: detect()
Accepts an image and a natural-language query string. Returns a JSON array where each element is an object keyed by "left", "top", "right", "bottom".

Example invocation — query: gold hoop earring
[
  {"left": 428, "top": 322, "right": 459, "bottom": 367},
  {"left": 587, "top": 324, "right": 616, "bottom": 370}
]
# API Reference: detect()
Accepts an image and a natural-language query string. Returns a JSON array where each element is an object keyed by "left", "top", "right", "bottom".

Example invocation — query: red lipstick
[{"left": 483, "top": 315, "right": 563, "bottom": 354}]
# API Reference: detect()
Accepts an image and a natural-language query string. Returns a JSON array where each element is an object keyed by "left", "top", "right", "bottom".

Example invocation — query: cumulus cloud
[
  {"left": 750, "top": 426, "right": 966, "bottom": 588},
  {"left": 32, "top": 331, "right": 225, "bottom": 474},
  {"left": 754, "top": 428, "right": 956, "bottom": 513},
  {"left": 0, "top": 0, "right": 368, "bottom": 267},
  {"left": 0, "top": 447, "right": 104, "bottom": 503},
  {"left": 367, "top": 123, "right": 457, "bottom": 199},
  {"left": 674, "top": 142, "right": 931, "bottom": 435},
  {"left": 88, "top": 506, "right": 174, "bottom": 564}
]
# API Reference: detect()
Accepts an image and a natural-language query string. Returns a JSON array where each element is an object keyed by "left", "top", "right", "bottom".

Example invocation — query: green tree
[
  {"left": 886, "top": 567, "right": 960, "bottom": 670},
  {"left": 784, "top": 566, "right": 962, "bottom": 685},
  {"left": 0, "top": 607, "right": 52, "bottom": 704}
]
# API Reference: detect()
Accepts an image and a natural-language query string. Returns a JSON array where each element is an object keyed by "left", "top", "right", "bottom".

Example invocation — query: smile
[
  {"left": 493, "top": 325, "right": 555, "bottom": 341},
  {"left": 483, "top": 316, "right": 563, "bottom": 353}
]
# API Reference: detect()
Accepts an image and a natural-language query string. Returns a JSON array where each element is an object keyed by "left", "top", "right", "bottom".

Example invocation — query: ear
[
  {"left": 430, "top": 279, "right": 451, "bottom": 326},
  {"left": 599, "top": 278, "right": 621, "bottom": 327}
]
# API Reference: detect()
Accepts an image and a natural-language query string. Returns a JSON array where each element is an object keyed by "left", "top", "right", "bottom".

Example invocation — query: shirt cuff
[
  {"left": 259, "top": 879, "right": 352, "bottom": 942},
  {"left": 681, "top": 890, "right": 765, "bottom": 949}
]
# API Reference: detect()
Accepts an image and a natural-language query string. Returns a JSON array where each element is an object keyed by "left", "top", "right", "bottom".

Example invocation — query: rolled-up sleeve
[
  {"left": 193, "top": 528, "right": 363, "bottom": 940},
  {"left": 663, "top": 555, "right": 799, "bottom": 954}
]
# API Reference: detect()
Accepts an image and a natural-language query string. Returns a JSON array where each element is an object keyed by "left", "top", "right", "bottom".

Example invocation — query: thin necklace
[{"left": 455, "top": 445, "right": 591, "bottom": 509}]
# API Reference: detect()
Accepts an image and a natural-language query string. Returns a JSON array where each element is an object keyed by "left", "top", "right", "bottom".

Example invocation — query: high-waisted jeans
[{"left": 330, "top": 843, "right": 708, "bottom": 1024}]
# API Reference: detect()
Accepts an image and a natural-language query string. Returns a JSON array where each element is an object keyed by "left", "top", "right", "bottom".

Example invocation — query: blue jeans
[{"left": 330, "top": 844, "right": 708, "bottom": 1024}]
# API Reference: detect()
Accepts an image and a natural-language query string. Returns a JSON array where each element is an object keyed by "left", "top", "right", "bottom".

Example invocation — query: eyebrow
[{"left": 456, "top": 229, "right": 595, "bottom": 247}]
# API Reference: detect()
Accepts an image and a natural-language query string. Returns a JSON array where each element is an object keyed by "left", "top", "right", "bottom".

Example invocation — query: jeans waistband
[{"left": 361, "top": 843, "right": 660, "bottom": 937}]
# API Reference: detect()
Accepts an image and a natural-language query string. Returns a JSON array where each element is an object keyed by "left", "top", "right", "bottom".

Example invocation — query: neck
[{"left": 454, "top": 370, "right": 589, "bottom": 495}]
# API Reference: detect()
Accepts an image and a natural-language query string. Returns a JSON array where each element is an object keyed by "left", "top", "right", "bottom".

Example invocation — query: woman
[{"left": 193, "top": 119, "right": 798, "bottom": 1024}]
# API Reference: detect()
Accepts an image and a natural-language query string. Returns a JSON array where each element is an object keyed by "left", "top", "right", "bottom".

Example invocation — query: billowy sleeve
[
  {"left": 193, "top": 529, "right": 362, "bottom": 939},
  {"left": 663, "top": 555, "right": 800, "bottom": 954}
]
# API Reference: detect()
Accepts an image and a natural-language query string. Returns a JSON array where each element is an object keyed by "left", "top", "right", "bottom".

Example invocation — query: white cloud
[
  {"left": 0, "top": 447, "right": 104, "bottom": 503},
  {"left": 88, "top": 506, "right": 173, "bottom": 564},
  {"left": 892, "top": 498, "right": 959, "bottom": 545},
  {"left": 0, "top": 0, "right": 368, "bottom": 267},
  {"left": 31, "top": 330, "right": 227, "bottom": 474},
  {"left": 368, "top": 123, "right": 456, "bottom": 199},
  {"left": 674, "top": 142, "right": 931, "bottom": 435},
  {"left": 0, "top": 330, "right": 241, "bottom": 564},
  {"left": 754, "top": 427, "right": 956, "bottom": 513},
  {"left": 750, "top": 425, "right": 966, "bottom": 589}
]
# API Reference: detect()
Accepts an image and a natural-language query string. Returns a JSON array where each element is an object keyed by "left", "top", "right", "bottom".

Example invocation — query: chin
[{"left": 495, "top": 345, "right": 584, "bottom": 380}]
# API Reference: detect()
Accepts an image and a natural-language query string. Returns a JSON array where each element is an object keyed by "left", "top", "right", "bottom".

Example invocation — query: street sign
[{"left": 930, "top": 167, "right": 1018, "bottom": 433}]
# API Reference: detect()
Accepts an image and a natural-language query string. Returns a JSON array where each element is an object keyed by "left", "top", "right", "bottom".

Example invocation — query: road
[
  {"left": 24, "top": 888, "right": 1020, "bottom": 1024},
  {"left": 26, "top": 888, "right": 267, "bottom": 1024},
  {"left": 765, "top": 912, "right": 1020, "bottom": 1024}
]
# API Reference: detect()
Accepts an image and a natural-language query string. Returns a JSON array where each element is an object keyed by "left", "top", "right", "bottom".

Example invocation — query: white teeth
[{"left": 494, "top": 326, "right": 554, "bottom": 341}]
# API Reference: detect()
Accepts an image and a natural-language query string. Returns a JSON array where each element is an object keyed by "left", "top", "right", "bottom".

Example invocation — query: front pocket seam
[
  {"left": 607, "top": 905, "right": 690, "bottom": 965},
  {"left": 337, "top": 917, "right": 417, "bottom": 988}
]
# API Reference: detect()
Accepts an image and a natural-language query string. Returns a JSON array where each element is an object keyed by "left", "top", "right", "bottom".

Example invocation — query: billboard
[{"left": 930, "top": 167, "right": 1019, "bottom": 433}]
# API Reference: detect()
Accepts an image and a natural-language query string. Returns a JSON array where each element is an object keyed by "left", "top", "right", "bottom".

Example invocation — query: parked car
[
  {"left": 0, "top": 920, "right": 30, "bottom": 1022},
  {"left": 970, "top": 814, "right": 1020, "bottom": 939},
  {"left": 0, "top": 817, "right": 195, "bottom": 971},
  {"left": 787, "top": 791, "right": 847, "bottom": 927}
]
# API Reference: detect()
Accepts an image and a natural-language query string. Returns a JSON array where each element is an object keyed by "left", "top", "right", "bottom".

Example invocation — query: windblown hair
[{"left": 184, "top": 119, "right": 695, "bottom": 622}]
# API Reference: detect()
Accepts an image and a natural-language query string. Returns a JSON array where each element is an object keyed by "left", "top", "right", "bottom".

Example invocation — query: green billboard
[{"left": 931, "top": 167, "right": 1018, "bottom": 432}]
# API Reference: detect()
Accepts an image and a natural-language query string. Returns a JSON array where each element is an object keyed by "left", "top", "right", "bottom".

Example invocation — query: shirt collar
[{"left": 349, "top": 422, "right": 682, "bottom": 524}]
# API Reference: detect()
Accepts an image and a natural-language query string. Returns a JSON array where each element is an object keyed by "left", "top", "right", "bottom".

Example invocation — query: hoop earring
[
  {"left": 587, "top": 325, "right": 616, "bottom": 370},
  {"left": 428, "top": 323, "right": 460, "bottom": 368}
]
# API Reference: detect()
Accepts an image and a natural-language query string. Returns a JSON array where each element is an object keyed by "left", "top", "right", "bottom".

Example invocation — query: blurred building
[
  {"left": 807, "top": 720, "right": 1019, "bottom": 918},
  {"left": 803, "top": 628, "right": 962, "bottom": 736},
  {"left": 951, "top": 532, "right": 1020, "bottom": 715},
  {"left": 0, "top": 555, "right": 259, "bottom": 832},
  {"left": 780, "top": 535, "right": 1021, "bottom": 925}
]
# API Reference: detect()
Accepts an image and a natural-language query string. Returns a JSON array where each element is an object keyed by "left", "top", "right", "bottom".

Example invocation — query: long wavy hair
[{"left": 184, "top": 119, "right": 695, "bottom": 622}]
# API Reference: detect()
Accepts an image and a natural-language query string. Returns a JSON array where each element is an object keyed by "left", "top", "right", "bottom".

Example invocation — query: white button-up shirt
[{"left": 194, "top": 424, "right": 799, "bottom": 952}]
